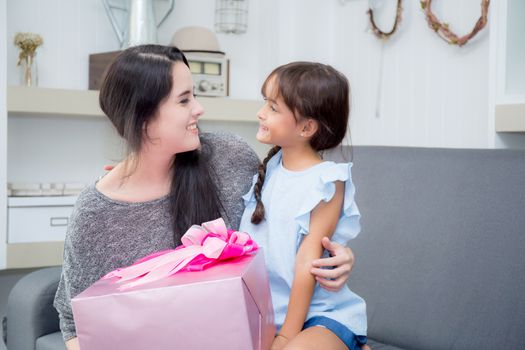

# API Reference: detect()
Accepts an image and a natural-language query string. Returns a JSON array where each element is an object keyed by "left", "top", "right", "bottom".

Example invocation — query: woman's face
[{"left": 145, "top": 62, "right": 203, "bottom": 156}]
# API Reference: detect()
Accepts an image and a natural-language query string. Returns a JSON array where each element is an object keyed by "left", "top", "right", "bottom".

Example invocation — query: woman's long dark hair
[
  {"left": 251, "top": 62, "right": 351, "bottom": 224},
  {"left": 99, "top": 45, "right": 223, "bottom": 243}
]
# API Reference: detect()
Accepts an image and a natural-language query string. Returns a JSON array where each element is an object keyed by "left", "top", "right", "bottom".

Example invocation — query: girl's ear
[{"left": 300, "top": 118, "right": 319, "bottom": 138}]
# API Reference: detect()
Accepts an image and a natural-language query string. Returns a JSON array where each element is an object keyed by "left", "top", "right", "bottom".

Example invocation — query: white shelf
[
  {"left": 8, "top": 195, "right": 78, "bottom": 207},
  {"left": 7, "top": 86, "right": 262, "bottom": 122},
  {"left": 7, "top": 86, "right": 102, "bottom": 117},
  {"left": 6, "top": 242, "right": 64, "bottom": 268},
  {"left": 495, "top": 102, "right": 525, "bottom": 132}
]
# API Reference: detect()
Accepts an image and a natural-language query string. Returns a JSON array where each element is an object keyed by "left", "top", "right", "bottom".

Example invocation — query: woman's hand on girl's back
[
  {"left": 270, "top": 334, "right": 289, "bottom": 350},
  {"left": 310, "top": 237, "right": 355, "bottom": 292}
]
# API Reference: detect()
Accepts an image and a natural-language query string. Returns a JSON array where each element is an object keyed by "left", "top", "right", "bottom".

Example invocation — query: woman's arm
[
  {"left": 278, "top": 181, "right": 345, "bottom": 340},
  {"left": 54, "top": 195, "right": 100, "bottom": 346},
  {"left": 54, "top": 241, "right": 80, "bottom": 344}
]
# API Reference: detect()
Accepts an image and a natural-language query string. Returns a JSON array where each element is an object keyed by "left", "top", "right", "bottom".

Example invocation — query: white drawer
[{"left": 8, "top": 205, "right": 74, "bottom": 243}]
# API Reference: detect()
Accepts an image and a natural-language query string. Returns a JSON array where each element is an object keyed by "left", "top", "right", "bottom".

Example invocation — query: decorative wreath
[
  {"left": 420, "top": 0, "right": 490, "bottom": 47},
  {"left": 368, "top": 0, "right": 403, "bottom": 40}
]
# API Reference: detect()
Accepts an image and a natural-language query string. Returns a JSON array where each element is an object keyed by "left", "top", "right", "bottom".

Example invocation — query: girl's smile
[{"left": 257, "top": 124, "right": 270, "bottom": 139}]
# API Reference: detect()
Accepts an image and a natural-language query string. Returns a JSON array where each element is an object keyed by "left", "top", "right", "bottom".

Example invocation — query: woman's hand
[
  {"left": 65, "top": 337, "right": 80, "bottom": 350},
  {"left": 270, "top": 334, "right": 289, "bottom": 350},
  {"left": 310, "top": 237, "right": 355, "bottom": 292}
]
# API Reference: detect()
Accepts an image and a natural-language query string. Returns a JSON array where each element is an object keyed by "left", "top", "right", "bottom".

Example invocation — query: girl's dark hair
[
  {"left": 99, "top": 44, "right": 223, "bottom": 243},
  {"left": 251, "top": 62, "right": 351, "bottom": 224}
]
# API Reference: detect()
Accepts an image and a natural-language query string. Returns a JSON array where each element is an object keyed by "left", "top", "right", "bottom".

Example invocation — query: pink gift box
[{"left": 72, "top": 250, "right": 275, "bottom": 350}]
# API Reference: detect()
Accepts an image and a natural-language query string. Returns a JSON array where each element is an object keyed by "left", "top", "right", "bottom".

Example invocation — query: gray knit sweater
[{"left": 53, "top": 132, "right": 260, "bottom": 341}]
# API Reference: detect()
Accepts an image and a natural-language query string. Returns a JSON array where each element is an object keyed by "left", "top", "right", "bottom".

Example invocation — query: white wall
[
  {"left": 1, "top": 0, "right": 8, "bottom": 268},
  {"left": 505, "top": 0, "right": 525, "bottom": 96},
  {"left": 5, "top": 0, "right": 525, "bottom": 182},
  {"left": 6, "top": 116, "right": 270, "bottom": 183},
  {"left": 6, "top": 0, "right": 267, "bottom": 98},
  {"left": 7, "top": 115, "right": 124, "bottom": 183},
  {"left": 334, "top": 0, "right": 492, "bottom": 148}
]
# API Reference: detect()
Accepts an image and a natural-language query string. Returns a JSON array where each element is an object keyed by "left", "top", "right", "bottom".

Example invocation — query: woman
[{"left": 54, "top": 45, "right": 356, "bottom": 350}]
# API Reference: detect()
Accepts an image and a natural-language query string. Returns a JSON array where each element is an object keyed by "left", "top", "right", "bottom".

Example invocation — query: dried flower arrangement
[{"left": 14, "top": 32, "right": 43, "bottom": 86}]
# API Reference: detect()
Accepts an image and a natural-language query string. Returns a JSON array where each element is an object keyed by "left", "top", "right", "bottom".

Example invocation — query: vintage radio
[
  {"left": 88, "top": 50, "right": 229, "bottom": 97},
  {"left": 184, "top": 52, "right": 229, "bottom": 97}
]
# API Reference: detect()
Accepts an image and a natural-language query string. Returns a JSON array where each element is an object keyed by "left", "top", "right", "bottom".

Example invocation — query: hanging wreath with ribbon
[
  {"left": 367, "top": 1, "right": 404, "bottom": 119},
  {"left": 420, "top": 0, "right": 490, "bottom": 47},
  {"left": 368, "top": 0, "right": 403, "bottom": 40}
]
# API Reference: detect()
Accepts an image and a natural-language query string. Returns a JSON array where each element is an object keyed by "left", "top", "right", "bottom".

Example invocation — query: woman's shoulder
[
  {"left": 68, "top": 183, "right": 124, "bottom": 230},
  {"left": 201, "top": 131, "right": 260, "bottom": 169},
  {"left": 201, "top": 131, "right": 253, "bottom": 152},
  {"left": 64, "top": 184, "right": 107, "bottom": 242},
  {"left": 74, "top": 183, "right": 104, "bottom": 209}
]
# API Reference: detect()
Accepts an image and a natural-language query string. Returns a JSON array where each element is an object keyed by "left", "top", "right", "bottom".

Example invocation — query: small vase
[{"left": 20, "top": 54, "right": 38, "bottom": 87}]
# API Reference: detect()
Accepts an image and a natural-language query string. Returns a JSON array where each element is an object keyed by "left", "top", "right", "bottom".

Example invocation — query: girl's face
[
  {"left": 145, "top": 62, "right": 203, "bottom": 156},
  {"left": 256, "top": 77, "right": 306, "bottom": 147}
]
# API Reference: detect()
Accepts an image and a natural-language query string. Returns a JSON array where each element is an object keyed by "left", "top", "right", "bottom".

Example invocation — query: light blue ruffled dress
[{"left": 239, "top": 150, "right": 367, "bottom": 337}]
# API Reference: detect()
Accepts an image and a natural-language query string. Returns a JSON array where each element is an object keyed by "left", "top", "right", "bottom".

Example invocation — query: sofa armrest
[{"left": 6, "top": 266, "right": 62, "bottom": 350}]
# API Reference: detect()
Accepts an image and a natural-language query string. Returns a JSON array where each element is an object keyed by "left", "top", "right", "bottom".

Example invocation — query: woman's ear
[
  {"left": 142, "top": 120, "right": 154, "bottom": 144},
  {"left": 142, "top": 121, "right": 149, "bottom": 137},
  {"left": 300, "top": 118, "right": 319, "bottom": 138}
]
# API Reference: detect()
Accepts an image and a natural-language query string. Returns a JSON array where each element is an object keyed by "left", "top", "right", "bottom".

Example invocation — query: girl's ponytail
[{"left": 251, "top": 146, "right": 281, "bottom": 224}]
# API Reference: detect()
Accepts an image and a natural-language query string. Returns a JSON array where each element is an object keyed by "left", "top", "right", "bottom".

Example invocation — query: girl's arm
[{"left": 278, "top": 181, "right": 345, "bottom": 339}]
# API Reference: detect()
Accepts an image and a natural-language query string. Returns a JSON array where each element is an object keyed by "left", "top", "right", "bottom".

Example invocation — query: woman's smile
[{"left": 186, "top": 122, "right": 199, "bottom": 134}]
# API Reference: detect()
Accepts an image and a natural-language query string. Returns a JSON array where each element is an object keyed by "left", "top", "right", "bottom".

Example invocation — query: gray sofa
[{"left": 5, "top": 146, "right": 525, "bottom": 350}]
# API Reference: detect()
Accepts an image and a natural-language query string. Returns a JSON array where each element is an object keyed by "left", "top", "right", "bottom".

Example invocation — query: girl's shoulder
[
  {"left": 318, "top": 161, "right": 354, "bottom": 181},
  {"left": 273, "top": 156, "right": 353, "bottom": 180}
]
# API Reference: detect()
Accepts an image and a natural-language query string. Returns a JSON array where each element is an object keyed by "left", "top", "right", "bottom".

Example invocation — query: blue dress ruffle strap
[{"left": 294, "top": 162, "right": 361, "bottom": 245}]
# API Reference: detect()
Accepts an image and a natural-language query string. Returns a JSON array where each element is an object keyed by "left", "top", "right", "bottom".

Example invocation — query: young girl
[{"left": 240, "top": 62, "right": 368, "bottom": 350}]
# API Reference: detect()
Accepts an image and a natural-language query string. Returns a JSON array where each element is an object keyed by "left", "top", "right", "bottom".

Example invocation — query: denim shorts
[{"left": 303, "top": 316, "right": 367, "bottom": 350}]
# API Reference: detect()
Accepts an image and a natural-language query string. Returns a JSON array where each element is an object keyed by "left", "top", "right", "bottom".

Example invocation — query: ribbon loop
[{"left": 103, "top": 218, "right": 258, "bottom": 289}]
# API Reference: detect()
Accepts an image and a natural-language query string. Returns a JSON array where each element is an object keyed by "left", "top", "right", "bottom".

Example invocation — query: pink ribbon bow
[{"left": 103, "top": 218, "right": 258, "bottom": 289}]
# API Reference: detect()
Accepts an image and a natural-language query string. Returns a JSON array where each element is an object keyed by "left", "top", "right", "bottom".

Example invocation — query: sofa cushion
[
  {"left": 35, "top": 332, "right": 405, "bottom": 350},
  {"left": 327, "top": 146, "right": 525, "bottom": 349},
  {"left": 7, "top": 266, "right": 62, "bottom": 350},
  {"left": 367, "top": 338, "right": 405, "bottom": 350},
  {"left": 36, "top": 331, "right": 66, "bottom": 350}
]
